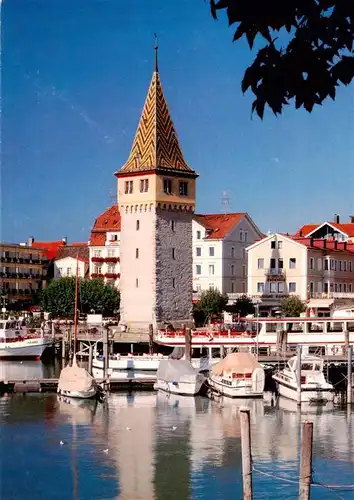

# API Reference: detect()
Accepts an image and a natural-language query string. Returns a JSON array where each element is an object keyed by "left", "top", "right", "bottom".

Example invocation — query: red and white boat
[
  {"left": 155, "top": 315, "right": 354, "bottom": 356},
  {"left": 0, "top": 319, "right": 52, "bottom": 358}
]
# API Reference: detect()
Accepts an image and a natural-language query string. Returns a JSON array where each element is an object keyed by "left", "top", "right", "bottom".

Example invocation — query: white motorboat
[
  {"left": 207, "top": 352, "right": 265, "bottom": 398},
  {"left": 272, "top": 355, "right": 334, "bottom": 403},
  {"left": 0, "top": 319, "right": 52, "bottom": 358},
  {"left": 154, "top": 359, "right": 205, "bottom": 396}
]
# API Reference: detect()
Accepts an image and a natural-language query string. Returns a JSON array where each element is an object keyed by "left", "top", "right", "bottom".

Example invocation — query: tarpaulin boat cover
[
  {"left": 156, "top": 359, "right": 198, "bottom": 384},
  {"left": 58, "top": 356, "right": 97, "bottom": 394},
  {"left": 212, "top": 352, "right": 261, "bottom": 376}
]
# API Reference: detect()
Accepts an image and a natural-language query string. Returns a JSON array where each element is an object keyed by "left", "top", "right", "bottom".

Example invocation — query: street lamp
[{"left": 252, "top": 298, "right": 261, "bottom": 359}]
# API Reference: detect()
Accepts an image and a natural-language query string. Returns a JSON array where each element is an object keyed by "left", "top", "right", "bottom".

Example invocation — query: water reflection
[
  {"left": 0, "top": 359, "right": 61, "bottom": 380},
  {"left": 0, "top": 392, "right": 353, "bottom": 499}
]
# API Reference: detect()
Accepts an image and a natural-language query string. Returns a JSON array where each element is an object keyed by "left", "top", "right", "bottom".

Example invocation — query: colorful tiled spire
[{"left": 118, "top": 43, "right": 195, "bottom": 175}]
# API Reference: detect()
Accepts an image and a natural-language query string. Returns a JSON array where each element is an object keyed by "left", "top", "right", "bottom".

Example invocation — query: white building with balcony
[
  {"left": 247, "top": 233, "right": 354, "bottom": 316},
  {"left": 88, "top": 205, "right": 121, "bottom": 287},
  {"left": 192, "top": 213, "right": 263, "bottom": 295}
]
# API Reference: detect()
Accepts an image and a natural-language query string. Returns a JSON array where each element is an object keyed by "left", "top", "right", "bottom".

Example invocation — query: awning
[{"left": 307, "top": 299, "right": 334, "bottom": 308}]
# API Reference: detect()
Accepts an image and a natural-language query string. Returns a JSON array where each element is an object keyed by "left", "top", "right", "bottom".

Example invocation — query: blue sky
[{"left": 2, "top": 0, "right": 354, "bottom": 243}]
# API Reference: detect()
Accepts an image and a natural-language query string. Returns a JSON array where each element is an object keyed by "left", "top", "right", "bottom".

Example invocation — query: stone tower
[{"left": 115, "top": 47, "right": 198, "bottom": 330}]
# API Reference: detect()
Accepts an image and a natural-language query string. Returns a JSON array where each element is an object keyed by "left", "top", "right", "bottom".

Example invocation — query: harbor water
[{"left": 0, "top": 361, "right": 354, "bottom": 499}]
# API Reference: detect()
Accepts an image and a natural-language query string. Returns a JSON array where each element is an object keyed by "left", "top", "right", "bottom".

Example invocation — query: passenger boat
[
  {"left": 272, "top": 355, "right": 334, "bottom": 403},
  {"left": 207, "top": 352, "right": 265, "bottom": 398},
  {"left": 155, "top": 315, "right": 354, "bottom": 356},
  {"left": 0, "top": 319, "right": 52, "bottom": 358},
  {"left": 154, "top": 359, "right": 205, "bottom": 396}
]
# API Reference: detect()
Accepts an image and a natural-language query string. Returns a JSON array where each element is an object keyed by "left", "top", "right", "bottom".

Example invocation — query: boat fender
[{"left": 331, "top": 346, "right": 338, "bottom": 355}]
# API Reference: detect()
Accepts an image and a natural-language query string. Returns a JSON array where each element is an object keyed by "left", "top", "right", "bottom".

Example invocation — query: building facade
[
  {"left": 247, "top": 233, "right": 354, "bottom": 315},
  {"left": 0, "top": 242, "right": 48, "bottom": 305},
  {"left": 53, "top": 244, "right": 89, "bottom": 279},
  {"left": 193, "top": 213, "right": 263, "bottom": 295},
  {"left": 88, "top": 205, "right": 121, "bottom": 287},
  {"left": 115, "top": 49, "right": 198, "bottom": 330}
]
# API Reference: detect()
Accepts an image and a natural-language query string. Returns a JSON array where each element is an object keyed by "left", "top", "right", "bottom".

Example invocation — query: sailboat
[{"left": 57, "top": 256, "right": 99, "bottom": 399}]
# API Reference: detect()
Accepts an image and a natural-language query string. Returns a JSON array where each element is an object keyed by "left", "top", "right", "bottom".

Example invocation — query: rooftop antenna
[
  {"left": 154, "top": 33, "right": 159, "bottom": 73},
  {"left": 220, "top": 190, "right": 231, "bottom": 214}
]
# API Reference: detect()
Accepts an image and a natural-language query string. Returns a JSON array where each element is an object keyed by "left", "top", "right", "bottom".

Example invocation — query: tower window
[
  {"left": 163, "top": 179, "right": 172, "bottom": 194},
  {"left": 136, "top": 248, "right": 139, "bottom": 259},
  {"left": 124, "top": 180, "right": 133, "bottom": 194},
  {"left": 140, "top": 179, "right": 149, "bottom": 193},
  {"left": 136, "top": 278, "right": 139, "bottom": 288},
  {"left": 172, "top": 248, "right": 176, "bottom": 259},
  {"left": 172, "top": 278, "right": 176, "bottom": 288},
  {"left": 179, "top": 181, "right": 188, "bottom": 196},
  {"left": 136, "top": 220, "right": 140, "bottom": 231},
  {"left": 171, "top": 220, "right": 176, "bottom": 231}
]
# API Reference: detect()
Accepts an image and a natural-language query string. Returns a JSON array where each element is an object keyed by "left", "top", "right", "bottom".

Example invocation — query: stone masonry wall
[{"left": 155, "top": 209, "right": 194, "bottom": 327}]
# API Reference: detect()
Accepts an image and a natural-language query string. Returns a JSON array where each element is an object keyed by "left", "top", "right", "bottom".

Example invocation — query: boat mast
[{"left": 73, "top": 254, "right": 79, "bottom": 356}]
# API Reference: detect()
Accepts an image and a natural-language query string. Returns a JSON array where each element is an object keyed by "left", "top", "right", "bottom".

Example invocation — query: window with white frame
[
  {"left": 309, "top": 257, "right": 314, "bottom": 270},
  {"left": 196, "top": 247, "right": 201, "bottom": 257},
  {"left": 278, "top": 282, "right": 285, "bottom": 292},
  {"left": 107, "top": 249, "right": 115, "bottom": 257},
  {"left": 271, "top": 240, "right": 276, "bottom": 249},
  {"left": 209, "top": 264, "right": 215, "bottom": 275},
  {"left": 278, "top": 241, "right": 282, "bottom": 249},
  {"left": 67, "top": 267, "right": 72, "bottom": 276},
  {"left": 179, "top": 181, "right": 188, "bottom": 196},
  {"left": 140, "top": 179, "right": 149, "bottom": 193},
  {"left": 196, "top": 230, "right": 201, "bottom": 239},
  {"left": 124, "top": 180, "right": 133, "bottom": 194},
  {"left": 163, "top": 178, "right": 172, "bottom": 194},
  {"left": 289, "top": 282, "right": 296, "bottom": 292},
  {"left": 196, "top": 265, "right": 201, "bottom": 275},
  {"left": 270, "top": 282, "right": 277, "bottom": 293},
  {"left": 257, "top": 258, "right": 264, "bottom": 269},
  {"left": 93, "top": 250, "right": 101, "bottom": 257},
  {"left": 244, "top": 232, "right": 248, "bottom": 242},
  {"left": 317, "top": 258, "right": 322, "bottom": 271},
  {"left": 209, "top": 247, "right": 215, "bottom": 257},
  {"left": 108, "top": 264, "right": 115, "bottom": 273},
  {"left": 257, "top": 282, "right": 264, "bottom": 293},
  {"left": 94, "top": 265, "right": 102, "bottom": 274},
  {"left": 289, "top": 258, "right": 296, "bottom": 269}
]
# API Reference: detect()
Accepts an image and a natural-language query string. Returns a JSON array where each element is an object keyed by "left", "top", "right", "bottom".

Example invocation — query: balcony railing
[
  {"left": 310, "top": 292, "right": 354, "bottom": 299},
  {"left": 91, "top": 257, "right": 104, "bottom": 263},
  {"left": 265, "top": 268, "right": 286, "bottom": 280}
]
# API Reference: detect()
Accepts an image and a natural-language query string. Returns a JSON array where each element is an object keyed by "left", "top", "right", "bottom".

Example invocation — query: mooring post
[
  {"left": 185, "top": 326, "right": 192, "bottom": 363},
  {"left": 297, "top": 344, "right": 302, "bottom": 406},
  {"left": 344, "top": 328, "right": 350, "bottom": 355},
  {"left": 88, "top": 345, "right": 93, "bottom": 376},
  {"left": 347, "top": 345, "right": 353, "bottom": 405},
  {"left": 61, "top": 336, "right": 66, "bottom": 361},
  {"left": 299, "top": 421, "right": 313, "bottom": 500},
  {"left": 148, "top": 323, "right": 154, "bottom": 355},
  {"left": 240, "top": 407, "right": 253, "bottom": 500},
  {"left": 103, "top": 326, "right": 109, "bottom": 379}
]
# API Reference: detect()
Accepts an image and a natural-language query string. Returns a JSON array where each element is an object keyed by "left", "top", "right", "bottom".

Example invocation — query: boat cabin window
[
  {"left": 0, "top": 322, "right": 4, "bottom": 329},
  {"left": 314, "top": 363, "right": 321, "bottom": 371},
  {"left": 301, "top": 363, "right": 314, "bottom": 371}
]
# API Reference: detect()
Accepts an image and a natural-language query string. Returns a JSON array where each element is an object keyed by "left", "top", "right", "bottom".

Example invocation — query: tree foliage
[
  {"left": 226, "top": 294, "right": 255, "bottom": 317},
  {"left": 195, "top": 288, "right": 229, "bottom": 319},
  {"left": 280, "top": 295, "right": 307, "bottom": 317},
  {"left": 40, "top": 277, "right": 120, "bottom": 317},
  {"left": 210, "top": 1, "right": 354, "bottom": 117}
]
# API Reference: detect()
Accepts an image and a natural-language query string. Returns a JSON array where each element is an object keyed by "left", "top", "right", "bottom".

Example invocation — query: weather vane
[{"left": 154, "top": 33, "right": 159, "bottom": 72}]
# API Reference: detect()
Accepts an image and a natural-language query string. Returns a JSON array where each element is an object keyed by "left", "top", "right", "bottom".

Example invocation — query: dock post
[
  {"left": 299, "top": 421, "right": 313, "bottom": 500},
  {"left": 297, "top": 345, "right": 302, "bottom": 406},
  {"left": 239, "top": 407, "right": 253, "bottom": 500},
  {"left": 103, "top": 326, "right": 109, "bottom": 379},
  {"left": 344, "top": 328, "right": 349, "bottom": 355},
  {"left": 185, "top": 326, "right": 192, "bottom": 363},
  {"left": 88, "top": 345, "right": 93, "bottom": 376},
  {"left": 347, "top": 345, "right": 353, "bottom": 405},
  {"left": 149, "top": 323, "right": 154, "bottom": 355}
]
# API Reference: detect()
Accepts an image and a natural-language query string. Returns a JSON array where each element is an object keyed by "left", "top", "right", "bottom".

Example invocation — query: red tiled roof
[
  {"left": 296, "top": 222, "right": 354, "bottom": 238},
  {"left": 90, "top": 205, "right": 121, "bottom": 246},
  {"left": 194, "top": 213, "right": 246, "bottom": 240},
  {"left": 71, "top": 242, "right": 88, "bottom": 246},
  {"left": 291, "top": 236, "right": 354, "bottom": 254},
  {"left": 33, "top": 241, "right": 64, "bottom": 260},
  {"left": 55, "top": 245, "right": 89, "bottom": 263}
]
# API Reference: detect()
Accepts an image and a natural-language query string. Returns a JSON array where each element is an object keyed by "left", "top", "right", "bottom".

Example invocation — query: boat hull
[
  {"left": 57, "top": 387, "right": 97, "bottom": 399},
  {"left": 273, "top": 376, "right": 334, "bottom": 403},
  {"left": 92, "top": 357, "right": 219, "bottom": 373},
  {"left": 0, "top": 338, "right": 52, "bottom": 359},
  {"left": 207, "top": 377, "right": 263, "bottom": 398},
  {"left": 154, "top": 378, "right": 204, "bottom": 396}
]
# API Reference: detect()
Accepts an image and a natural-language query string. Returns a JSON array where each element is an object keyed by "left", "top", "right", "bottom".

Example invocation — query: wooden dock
[{"left": 0, "top": 377, "right": 156, "bottom": 394}]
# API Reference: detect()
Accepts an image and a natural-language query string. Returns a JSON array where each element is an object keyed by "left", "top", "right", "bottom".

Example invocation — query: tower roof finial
[{"left": 154, "top": 33, "right": 159, "bottom": 73}]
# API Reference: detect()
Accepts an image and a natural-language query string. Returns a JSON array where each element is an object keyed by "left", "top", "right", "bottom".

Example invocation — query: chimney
[
  {"left": 323, "top": 239, "right": 326, "bottom": 249},
  {"left": 299, "top": 230, "right": 303, "bottom": 237},
  {"left": 334, "top": 240, "right": 338, "bottom": 249},
  {"left": 28, "top": 236, "right": 35, "bottom": 247},
  {"left": 62, "top": 237, "right": 67, "bottom": 245},
  {"left": 350, "top": 215, "right": 354, "bottom": 223},
  {"left": 334, "top": 214, "right": 340, "bottom": 224},
  {"left": 344, "top": 241, "right": 347, "bottom": 250},
  {"left": 310, "top": 237, "right": 314, "bottom": 247}
]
